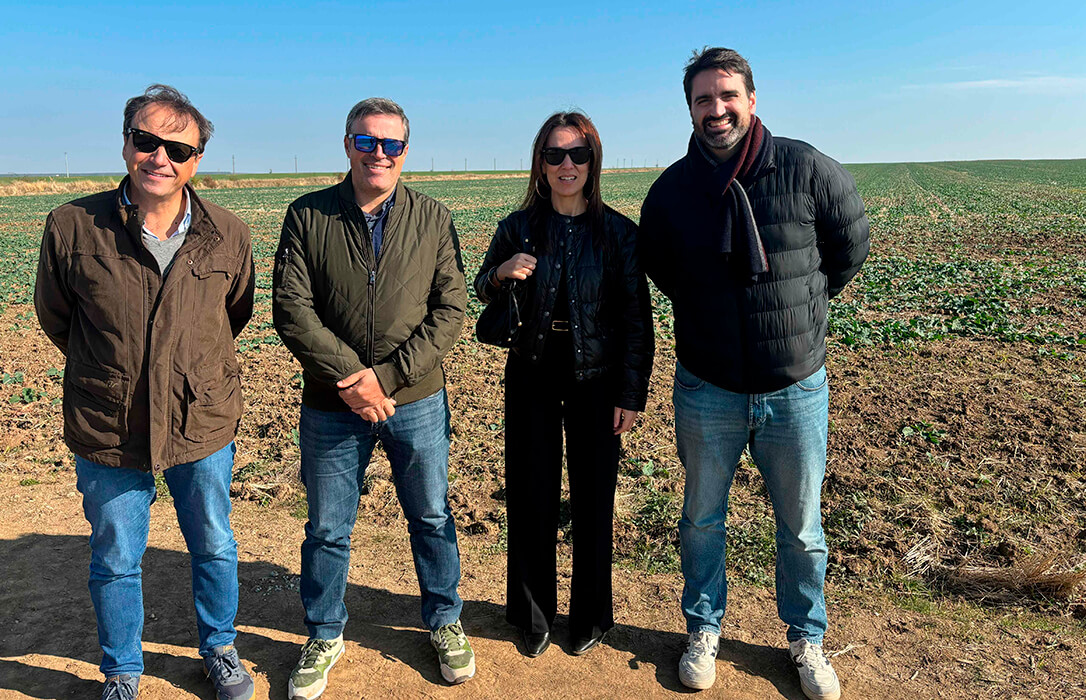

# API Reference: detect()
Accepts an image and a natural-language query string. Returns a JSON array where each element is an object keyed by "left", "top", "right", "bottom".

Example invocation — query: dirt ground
[
  {"left": 2, "top": 311, "right": 1086, "bottom": 699},
  {"left": 2, "top": 471, "right": 1084, "bottom": 700},
  {"left": 3, "top": 165, "right": 1086, "bottom": 698}
]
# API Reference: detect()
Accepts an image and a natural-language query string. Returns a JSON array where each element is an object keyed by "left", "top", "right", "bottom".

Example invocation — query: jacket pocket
[
  {"left": 64, "top": 361, "right": 129, "bottom": 448},
  {"left": 190, "top": 254, "right": 235, "bottom": 306},
  {"left": 192, "top": 254, "right": 235, "bottom": 280},
  {"left": 182, "top": 360, "right": 241, "bottom": 442}
]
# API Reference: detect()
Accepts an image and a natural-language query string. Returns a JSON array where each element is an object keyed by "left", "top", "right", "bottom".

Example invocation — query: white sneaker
[
  {"left": 678, "top": 629, "right": 719, "bottom": 690},
  {"left": 790, "top": 639, "right": 841, "bottom": 700}
]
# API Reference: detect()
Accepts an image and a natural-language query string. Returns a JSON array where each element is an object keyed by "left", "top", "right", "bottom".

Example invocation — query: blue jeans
[
  {"left": 673, "top": 362, "right": 829, "bottom": 643},
  {"left": 75, "top": 443, "right": 239, "bottom": 677},
  {"left": 299, "top": 389, "right": 462, "bottom": 638}
]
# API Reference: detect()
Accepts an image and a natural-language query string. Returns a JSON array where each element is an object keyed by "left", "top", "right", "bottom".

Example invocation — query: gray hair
[
  {"left": 344, "top": 97, "right": 410, "bottom": 143},
  {"left": 123, "top": 84, "right": 214, "bottom": 150}
]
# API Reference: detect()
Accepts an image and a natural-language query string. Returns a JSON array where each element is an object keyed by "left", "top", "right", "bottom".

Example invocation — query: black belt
[{"left": 551, "top": 320, "right": 571, "bottom": 332}]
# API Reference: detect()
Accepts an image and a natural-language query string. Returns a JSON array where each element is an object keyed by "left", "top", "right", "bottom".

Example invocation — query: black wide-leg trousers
[{"left": 503, "top": 336, "right": 620, "bottom": 639}]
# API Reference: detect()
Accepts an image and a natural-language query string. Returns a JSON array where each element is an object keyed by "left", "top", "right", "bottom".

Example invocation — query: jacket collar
[
  {"left": 337, "top": 174, "right": 405, "bottom": 233},
  {"left": 114, "top": 176, "right": 221, "bottom": 245},
  {"left": 337, "top": 174, "right": 404, "bottom": 212}
]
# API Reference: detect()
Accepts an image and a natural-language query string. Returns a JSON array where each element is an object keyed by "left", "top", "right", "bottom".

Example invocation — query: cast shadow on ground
[{"left": 0, "top": 533, "right": 804, "bottom": 698}]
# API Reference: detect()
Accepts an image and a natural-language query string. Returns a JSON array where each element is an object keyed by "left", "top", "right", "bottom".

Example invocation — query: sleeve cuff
[{"left": 372, "top": 361, "right": 405, "bottom": 396}]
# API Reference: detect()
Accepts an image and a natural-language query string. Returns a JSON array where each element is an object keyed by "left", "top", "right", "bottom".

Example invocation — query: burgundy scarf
[{"left": 707, "top": 115, "right": 771, "bottom": 278}]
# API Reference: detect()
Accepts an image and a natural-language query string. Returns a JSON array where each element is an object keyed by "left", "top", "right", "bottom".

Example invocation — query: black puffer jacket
[
  {"left": 640, "top": 135, "right": 869, "bottom": 394},
  {"left": 474, "top": 208, "right": 654, "bottom": 412}
]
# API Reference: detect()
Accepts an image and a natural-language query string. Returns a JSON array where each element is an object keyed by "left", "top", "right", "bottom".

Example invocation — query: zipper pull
[{"left": 369, "top": 269, "right": 376, "bottom": 286}]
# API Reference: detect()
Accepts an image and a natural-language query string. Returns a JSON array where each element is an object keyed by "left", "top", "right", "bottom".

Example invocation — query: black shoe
[
  {"left": 520, "top": 629, "right": 551, "bottom": 658},
  {"left": 570, "top": 631, "right": 606, "bottom": 656}
]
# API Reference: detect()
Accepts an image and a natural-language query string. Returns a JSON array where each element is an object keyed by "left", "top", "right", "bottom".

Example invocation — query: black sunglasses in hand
[
  {"left": 125, "top": 128, "right": 202, "bottom": 163},
  {"left": 349, "top": 134, "right": 407, "bottom": 157},
  {"left": 542, "top": 146, "right": 592, "bottom": 166}
]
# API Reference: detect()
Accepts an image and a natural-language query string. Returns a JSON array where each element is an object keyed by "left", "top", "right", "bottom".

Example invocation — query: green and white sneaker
[
  {"left": 430, "top": 620, "right": 475, "bottom": 684},
  {"left": 288, "top": 636, "right": 345, "bottom": 700}
]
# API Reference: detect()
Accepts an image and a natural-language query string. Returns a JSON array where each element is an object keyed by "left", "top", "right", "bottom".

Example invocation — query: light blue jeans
[
  {"left": 298, "top": 389, "right": 463, "bottom": 638},
  {"left": 673, "top": 362, "right": 829, "bottom": 643},
  {"left": 75, "top": 443, "right": 239, "bottom": 677}
]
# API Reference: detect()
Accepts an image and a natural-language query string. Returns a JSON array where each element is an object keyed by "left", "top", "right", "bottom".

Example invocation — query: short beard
[{"left": 695, "top": 116, "right": 748, "bottom": 152}]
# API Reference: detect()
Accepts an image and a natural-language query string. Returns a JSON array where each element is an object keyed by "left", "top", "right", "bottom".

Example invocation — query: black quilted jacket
[
  {"left": 639, "top": 135, "right": 870, "bottom": 393},
  {"left": 474, "top": 207, "right": 654, "bottom": 412}
]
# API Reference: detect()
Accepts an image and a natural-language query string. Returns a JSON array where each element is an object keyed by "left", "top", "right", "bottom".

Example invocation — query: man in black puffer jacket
[{"left": 639, "top": 48, "right": 869, "bottom": 699}]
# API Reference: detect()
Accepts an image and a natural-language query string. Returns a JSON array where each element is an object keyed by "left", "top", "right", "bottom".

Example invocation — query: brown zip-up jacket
[
  {"left": 272, "top": 177, "right": 467, "bottom": 410},
  {"left": 34, "top": 179, "right": 254, "bottom": 473}
]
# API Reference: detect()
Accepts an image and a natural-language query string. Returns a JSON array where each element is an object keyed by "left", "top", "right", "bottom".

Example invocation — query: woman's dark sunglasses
[
  {"left": 350, "top": 134, "right": 407, "bottom": 157},
  {"left": 542, "top": 146, "right": 592, "bottom": 166},
  {"left": 126, "top": 128, "right": 201, "bottom": 163}
]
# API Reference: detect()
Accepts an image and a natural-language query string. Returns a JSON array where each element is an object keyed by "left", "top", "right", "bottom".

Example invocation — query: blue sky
[{"left": 1, "top": 0, "right": 1084, "bottom": 175}]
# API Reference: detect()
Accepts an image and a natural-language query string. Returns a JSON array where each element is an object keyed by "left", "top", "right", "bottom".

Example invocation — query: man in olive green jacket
[
  {"left": 34, "top": 85, "right": 255, "bottom": 700},
  {"left": 273, "top": 97, "right": 473, "bottom": 697}
]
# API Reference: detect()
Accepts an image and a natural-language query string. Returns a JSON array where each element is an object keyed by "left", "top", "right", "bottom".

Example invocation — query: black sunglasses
[
  {"left": 125, "top": 128, "right": 202, "bottom": 163},
  {"left": 349, "top": 134, "right": 407, "bottom": 157},
  {"left": 542, "top": 146, "right": 592, "bottom": 166}
]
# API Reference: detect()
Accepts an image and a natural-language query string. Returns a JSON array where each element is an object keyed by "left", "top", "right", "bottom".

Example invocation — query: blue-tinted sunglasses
[{"left": 349, "top": 134, "right": 407, "bottom": 157}]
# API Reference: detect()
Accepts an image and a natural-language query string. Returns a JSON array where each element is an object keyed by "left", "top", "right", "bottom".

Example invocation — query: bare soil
[
  {"left": 2, "top": 299, "right": 1086, "bottom": 698},
  {"left": 1, "top": 457, "right": 1085, "bottom": 699},
  {"left": 3, "top": 163, "right": 1086, "bottom": 697}
]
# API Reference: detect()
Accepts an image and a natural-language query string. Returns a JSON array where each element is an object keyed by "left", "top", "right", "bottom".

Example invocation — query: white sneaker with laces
[
  {"left": 678, "top": 629, "right": 719, "bottom": 690},
  {"left": 790, "top": 638, "right": 841, "bottom": 700}
]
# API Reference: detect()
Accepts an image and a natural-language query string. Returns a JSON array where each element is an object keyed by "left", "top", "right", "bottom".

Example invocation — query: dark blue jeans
[
  {"left": 298, "top": 389, "right": 463, "bottom": 638},
  {"left": 75, "top": 443, "right": 239, "bottom": 677},
  {"left": 673, "top": 362, "right": 830, "bottom": 643}
]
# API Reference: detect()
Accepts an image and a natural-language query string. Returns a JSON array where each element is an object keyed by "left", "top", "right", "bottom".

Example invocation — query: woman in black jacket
[{"left": 474, "top": 111, "right": 654, "bottom": 658}]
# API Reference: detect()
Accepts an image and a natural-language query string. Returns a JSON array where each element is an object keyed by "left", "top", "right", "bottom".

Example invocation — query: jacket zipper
[
  {"left": 368, "top": 267, "right": 376, "bottom": 366},
  {"left": 366, "top": 198, "right": 395, "bottom": 367},
  {"left": 369, "top": 215, "right": 379, "bottom": 367}
]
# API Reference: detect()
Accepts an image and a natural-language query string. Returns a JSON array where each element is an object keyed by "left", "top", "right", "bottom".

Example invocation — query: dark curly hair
[{"left": 123, "top": 84, "right": 214, "bottom": 150}]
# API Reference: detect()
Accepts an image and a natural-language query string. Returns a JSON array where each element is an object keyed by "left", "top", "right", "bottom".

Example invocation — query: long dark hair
[{"left": 521, "top": 111, "right": 607, "bottom": 253}]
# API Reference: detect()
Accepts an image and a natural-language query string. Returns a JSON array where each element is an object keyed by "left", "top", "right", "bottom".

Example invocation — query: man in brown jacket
[
  {"left": 273, "top": 97, "right": 473, "bottom": 697},
  {"left": 34, "top": 85, "right": 255, "bottom": 700}
]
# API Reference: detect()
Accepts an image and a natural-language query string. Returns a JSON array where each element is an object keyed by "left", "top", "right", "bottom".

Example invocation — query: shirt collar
[
  {"left": 122, "top": 183, "right": 192, "bottom": 239},
  {"left": 363, "top": 191, "right": 395, "bottom": 223}
]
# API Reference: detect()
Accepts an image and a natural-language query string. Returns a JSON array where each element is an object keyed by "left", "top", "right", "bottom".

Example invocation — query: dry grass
[
  {"left": 0, "top": 172, "right": 529, "bottom": 197},
  {"left": 0, "top": 176, "right": 339, "bottom": 197},
  {"left": 0, "top": 178, "right": 122, "bottom": 197},
  {"left": 0, "top": 169, "right": 667, "bottom": 197},
  {"left": 942, "top": 554, "right": 1086, "bottom": 602},
  {"left": 906, "top": 535, "right": 1086, "bottom": 604}
]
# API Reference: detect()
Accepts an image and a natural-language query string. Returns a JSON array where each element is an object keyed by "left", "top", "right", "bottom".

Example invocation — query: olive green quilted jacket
[{"left": 273, "top": 177, "right": 467, "bottom": 410}]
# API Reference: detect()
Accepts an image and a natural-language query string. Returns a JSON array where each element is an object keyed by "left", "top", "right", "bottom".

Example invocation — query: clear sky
[{"left": 2, "top": 0, "right": 1084, "bottom": 175}]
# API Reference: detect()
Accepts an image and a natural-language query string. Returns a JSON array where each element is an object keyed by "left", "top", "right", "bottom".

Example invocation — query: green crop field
[{"left": 2, "top": 161, "right": 1085, "bottom": 610}]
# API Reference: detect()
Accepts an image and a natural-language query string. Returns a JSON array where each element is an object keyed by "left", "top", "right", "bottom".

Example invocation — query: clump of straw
[{"left": 905, "top": 538, "right": 1085, "bottom": 604}]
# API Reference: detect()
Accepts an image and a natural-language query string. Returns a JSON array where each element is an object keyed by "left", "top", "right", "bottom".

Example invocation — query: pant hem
[{"left": 686, "top": 622, "right": 722, "bottom": 635}]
